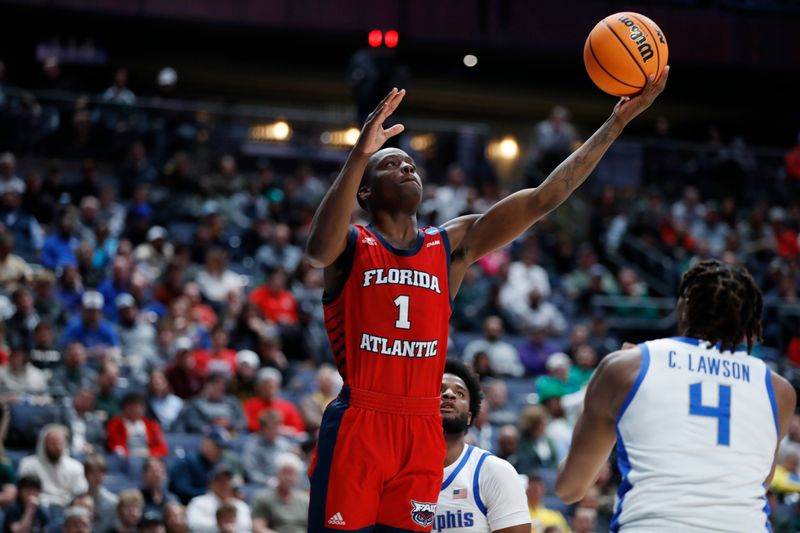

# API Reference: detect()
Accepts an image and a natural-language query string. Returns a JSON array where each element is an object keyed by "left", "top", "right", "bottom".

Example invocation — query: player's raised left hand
[
  {"left": 354, "top": 88, "right": 406, "bottom": 156},
  {"left": 612, "top": 65, "right": 669, "bottom": 125}
]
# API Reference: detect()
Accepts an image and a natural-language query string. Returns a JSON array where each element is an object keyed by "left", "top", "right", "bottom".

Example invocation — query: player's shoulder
[{"left": 474, "top": 449, "right": 522, "bottom": 482}]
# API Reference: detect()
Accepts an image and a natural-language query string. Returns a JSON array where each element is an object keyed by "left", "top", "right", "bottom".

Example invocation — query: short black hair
[
  {"left": 18, "top": 475, "right": 42, "bottom": 491},
  {"left": 444, "top": 359, "right": 483, "bottom": 425},
  {"left": 121, "top": 391, "right": 146, "bottom": 408},
  {"left": 679, "top": 259, "right": 763, "bottom": 353}
]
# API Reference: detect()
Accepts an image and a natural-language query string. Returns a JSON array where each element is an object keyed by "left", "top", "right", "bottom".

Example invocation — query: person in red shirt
[
  {"left": 248, "top": 268, "right": 299, "bottom": 325},
  {"left": 107, "top": 392, "right": 169, "bottom": 458},
  {"left": 165, "top": 337, "right": 205, "bottom": 400},
  {"left": 193, "top": 325, "right": 237, "bottom": 377},
  {"left": 243, "top": 367, "right": 304, "bottom": 435}
]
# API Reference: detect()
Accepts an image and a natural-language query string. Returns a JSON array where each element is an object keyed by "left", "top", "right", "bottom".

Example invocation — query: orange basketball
[{"left": 584, "top": 12, "right": 669, "bottom": 96}]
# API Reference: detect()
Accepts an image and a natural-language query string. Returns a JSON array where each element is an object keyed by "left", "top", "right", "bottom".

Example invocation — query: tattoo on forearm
[{"left": 541, "top": 119, "right": 617, "bottom": 200}]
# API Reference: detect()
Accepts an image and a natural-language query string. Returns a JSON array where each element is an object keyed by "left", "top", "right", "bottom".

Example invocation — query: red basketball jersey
[{"left": 323, "top": 224, "right": 452, "bottom": 398}]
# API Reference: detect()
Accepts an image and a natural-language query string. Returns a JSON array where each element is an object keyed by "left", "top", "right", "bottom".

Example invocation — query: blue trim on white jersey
[
  {"left": 765, "top": 369, "right": 779, "bottom": 436},
  {"left": 610, "top": 429, "right": 632, "bottom": 533},
  {"left": 616, "top": 342, "right": 651, "bottom": 424},
  {"left": 441, "top": 445, "right": 475, "bottom": 491},
  {"left": 473, "top": 451, "right": 491, "bottom": 516},
  {"left": 671, "top": 336, "right": 702, "bottom": 346},
  {"left": 762, "top": 483, "right": 773, "bottom": 532}
]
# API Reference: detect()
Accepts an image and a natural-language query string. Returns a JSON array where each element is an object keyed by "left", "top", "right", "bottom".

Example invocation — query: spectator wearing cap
[
  {"left": 193, "top": 324, "right": 237, "bottom": 377},
  {"left": 518, "top": 324, "right": 560, "bottom": 377},
  {"left": 168, "top": 427, "right": 231, "bottom": 504},
  {"left": 249, "top": 268, "right": 299, "bottom": 326},
  {"left": 174, "top": 372, "right": 246, "bottom": 434},
  {"left": 115, "top": 292, "right": 159, "bottom": 376},
  {"left": 61, "top": 290, "right": 120, "bottom": 359},
  {"left": 535, "top": 352, "right": 577, "bottom": 401},
  {"left": 227, "top": 349, "right": 260, "bottom": 402},
  {"left": 0, "top": 230, "right": 32, "bottom": 293},
  {"left": 164, "top": 337, "right": 204, "bottom": 400},
  {"left": 41, "top": 210, "right": 79, "bottom": 270},
  {"left": 2, "top": 475, "right": 49, "bottom": 533},
  {"left": 106, "top": 391, "right": 169, "bottom": 458},
  {"left": 251, "top": 453, "right": 308, "bottom": 533},
  {"left": 51, "top": 342, "right": 96, "bottom": 396},
  {"left": 0, "top": 344, "right": 47, "bottom": 395},
  {"left": 243, "top": 368, "right": 305, "bottom": 434},
  {"left": 242, "top": 410, "right": 296, "bottom": 486},
  {"left": 98, "top": 256, "right": 133, "bottom": 320},
  {"left": 186, "top": 462, "right": 252, "bottom": 533},
  {"left": 134, "top": 225, "right": 174, "bottom": 283},
  {"left": 146, "top": 369, "right": 184, "bottom": 431},
  {"left": 33, "top": 268, "right": 69, "bottom": 329},
  {"left": 108, "top": 489, "right": 145, "bottom": 533},
  {"left": 140, "top": 457, "right": 178, "bottom": 515},
  {"left": 462, "top": 316, "right": 524, "bottom": 377},
  {"left": 139, "top": 510, "right": 166, "bottom": 533},
  {"left": 18, "top": 425, "right": 89, "bottom": 508}
]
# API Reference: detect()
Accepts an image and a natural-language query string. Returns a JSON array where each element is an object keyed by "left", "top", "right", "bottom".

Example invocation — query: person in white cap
[
  {"left": 228, "top": 349, "right": 260, "bottom": 402},
  {"left": 134, "top": 225, "right": 174, "bottom": 282},
  {"left": 61, "top": 290, "right": 120, "bottom": 359}
]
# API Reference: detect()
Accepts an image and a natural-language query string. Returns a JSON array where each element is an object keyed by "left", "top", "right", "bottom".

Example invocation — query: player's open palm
[
  {"left": 355, "top": 88, "right": 406, "bottom": 155},
  {"left": 612, "top": 65, "right": 669, "bottom": 125}
]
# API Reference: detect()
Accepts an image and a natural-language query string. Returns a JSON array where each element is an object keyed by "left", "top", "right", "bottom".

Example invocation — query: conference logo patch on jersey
[
  {"left": 362, "top": 236, "right": 377, "bottom": 246},
  {"left": 424, "top": 227, "right": 440, "bottom": 235},
  {"left": 410, "top": 500, "right": 437, "bottom": 527}
]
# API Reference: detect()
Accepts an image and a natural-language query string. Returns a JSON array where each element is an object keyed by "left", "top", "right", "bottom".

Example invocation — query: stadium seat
[{"left": 165, "top": 433, "right": 202, "bottom": 458}]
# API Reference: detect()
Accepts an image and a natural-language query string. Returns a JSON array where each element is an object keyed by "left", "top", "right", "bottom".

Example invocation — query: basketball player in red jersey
[{"left": 305, "top": 66, "right": 669, "bottom": 533}]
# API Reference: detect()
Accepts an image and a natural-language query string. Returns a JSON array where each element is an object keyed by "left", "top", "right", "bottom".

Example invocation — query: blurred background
[{"left": 0, "top": 1, "right": 799, "bottom": 532}]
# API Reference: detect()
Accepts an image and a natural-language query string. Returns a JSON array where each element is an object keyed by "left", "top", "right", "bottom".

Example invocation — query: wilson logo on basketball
[{"left": 618, "top": 15, "right": 654, "bottom": 63}]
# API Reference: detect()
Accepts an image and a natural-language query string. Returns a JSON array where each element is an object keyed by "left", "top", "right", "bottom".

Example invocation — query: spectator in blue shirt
[
  {"left": 41, "top": 211, "right": 79, "bottom": 270},
  {"left": 61, "top": 290, "right": 120, "bottom": 360},
  {"left": 168, "top": 427, "right": 232, "bottom": 504},
  {"left": 98, "top": 256, "right": 132, "bottom": 320}
]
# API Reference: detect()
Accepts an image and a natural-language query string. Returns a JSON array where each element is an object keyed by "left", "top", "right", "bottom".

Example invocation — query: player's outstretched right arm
[{"left": 305, "top": 88, "right": 406, "bottom": 268}]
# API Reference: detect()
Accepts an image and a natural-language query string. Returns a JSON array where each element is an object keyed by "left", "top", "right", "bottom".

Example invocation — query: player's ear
[{"left": 357, "top": 186, "right": 371, "bottom": 206}]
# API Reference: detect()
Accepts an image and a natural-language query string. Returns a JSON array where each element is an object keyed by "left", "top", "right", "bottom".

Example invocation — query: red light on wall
[
  {"left": 384, "top": 30, "right": 399, "bottom": 48},
  {"left": 368, "top": 30, "right": 383, "bottom": 48}
]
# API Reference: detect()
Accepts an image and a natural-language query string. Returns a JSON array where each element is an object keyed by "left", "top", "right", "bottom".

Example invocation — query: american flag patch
[{"left": 453, "top": 488, "right": 468, "bottom": 499}]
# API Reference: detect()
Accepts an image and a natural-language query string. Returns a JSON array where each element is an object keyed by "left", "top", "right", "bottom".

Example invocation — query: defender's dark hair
[
  {"left": 444, "top": 359, "right": 483, "bottom": 425},
  {"left": 678, "top": 259, "right": 763, "bottom": 353}
]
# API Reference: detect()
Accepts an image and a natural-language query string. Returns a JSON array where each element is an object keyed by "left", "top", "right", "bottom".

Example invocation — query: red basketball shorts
[{"left": 308, "top": 386, "right": 446, "bottom": 532}]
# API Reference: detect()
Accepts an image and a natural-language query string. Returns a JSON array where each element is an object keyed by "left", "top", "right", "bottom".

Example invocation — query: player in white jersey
[
  {"left": 556, "top": 259, "right": 796, "bottom": 532},
  {"left": 436, "top": 359, "right": 530, "bottom": 533}
]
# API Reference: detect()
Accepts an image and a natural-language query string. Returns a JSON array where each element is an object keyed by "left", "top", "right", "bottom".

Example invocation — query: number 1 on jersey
[
  {"left": 689, "top": 382, "right": 731, "bottom": 446},
  {"left": 394, "top": 295, "right": 411, "bottom": 329}
]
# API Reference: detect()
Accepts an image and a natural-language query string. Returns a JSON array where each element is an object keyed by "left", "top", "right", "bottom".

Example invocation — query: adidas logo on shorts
[{"left": 328, "top": 512, "right": 346, "bottom": 526}]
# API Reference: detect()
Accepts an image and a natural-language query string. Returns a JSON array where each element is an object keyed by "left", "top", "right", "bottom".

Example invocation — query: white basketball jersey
[
  {"left": 435, "top": 445, "right": 530, "bottom": 533},
  {"left": 614, "top": 337, "right": 779, "bottom": 533}
]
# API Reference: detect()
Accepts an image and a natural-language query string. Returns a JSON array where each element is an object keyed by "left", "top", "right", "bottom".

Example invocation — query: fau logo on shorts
[{"left": 410, "top": 500, "right": 437, "bottom": 527}]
